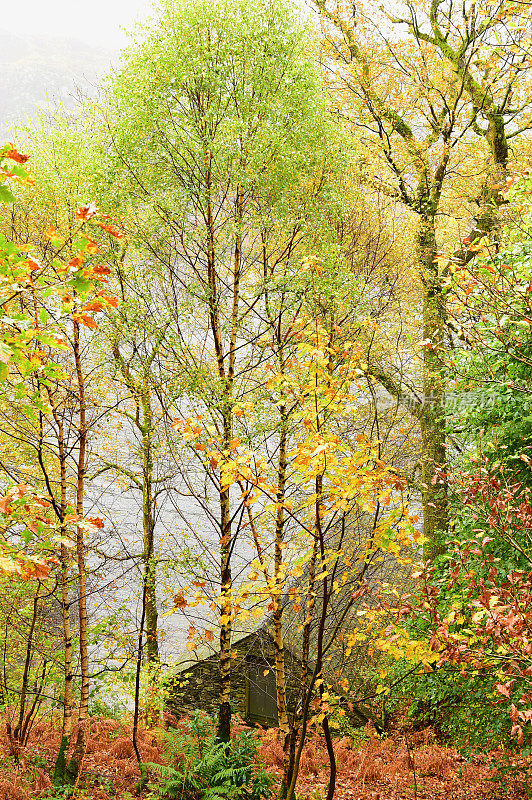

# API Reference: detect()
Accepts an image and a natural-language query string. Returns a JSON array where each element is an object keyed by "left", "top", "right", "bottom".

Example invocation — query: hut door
[{"left": 247, "top": 659, "right": 277, "bottom": 725}]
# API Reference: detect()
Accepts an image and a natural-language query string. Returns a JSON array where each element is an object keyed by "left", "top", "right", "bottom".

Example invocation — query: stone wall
[{"left": 166, "top": 631, "right": 302, "bottom": 725}]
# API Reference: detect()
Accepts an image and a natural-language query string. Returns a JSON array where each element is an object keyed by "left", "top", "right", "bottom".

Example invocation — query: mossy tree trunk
[{"left": 418, "top": 213, "right": 448, "bottom": 560}]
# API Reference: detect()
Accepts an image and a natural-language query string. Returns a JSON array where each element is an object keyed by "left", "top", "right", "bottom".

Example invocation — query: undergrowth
[
  {"left": 147, "top": 711, "right": 274, "bottom": 800},
  {"left": 0, "top": 708, "right": 528, "bottom": 799}
]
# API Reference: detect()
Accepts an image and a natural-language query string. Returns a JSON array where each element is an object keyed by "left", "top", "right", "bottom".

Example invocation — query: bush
[{"left": 147, "top": 713, "right": 274, "bottom": 800}]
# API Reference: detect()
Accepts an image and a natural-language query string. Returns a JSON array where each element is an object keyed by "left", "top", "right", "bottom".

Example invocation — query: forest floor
[{"left": 0, "top": 713, "right": 529, "bottom": 799}]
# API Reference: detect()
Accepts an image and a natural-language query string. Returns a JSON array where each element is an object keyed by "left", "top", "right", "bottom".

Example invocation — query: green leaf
[
  {"left": 21, "top": 529, "right": 34, "bottom": 544},
  {"left": 0, "top": 184, "right": 15, "bottom": 204}
]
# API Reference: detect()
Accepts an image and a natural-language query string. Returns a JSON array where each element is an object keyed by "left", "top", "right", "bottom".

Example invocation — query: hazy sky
[{"left": 2, "top": 0, "right": 156, "bottom": 50}]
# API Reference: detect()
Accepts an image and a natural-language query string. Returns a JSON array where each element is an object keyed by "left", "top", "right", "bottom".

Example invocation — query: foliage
[
  {"left": 350, "top": 177, "right": 532, "bottom": 761},
  {"left": 6, "top": 0, "right": 532, "bottom": 793},
  {"left": 447, "top": 179, "right": 532, "bottom": 487},
  {"left": 365, "top": 465, "right": 532, "bottom": 754},
  {"left": 147, "top": 719, "right": 274, "bottom": 800},
  {"left": 0, "top": 143, "right": 119, "bottom": 573}
]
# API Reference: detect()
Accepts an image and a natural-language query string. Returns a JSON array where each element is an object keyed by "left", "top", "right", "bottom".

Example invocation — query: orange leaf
[
  {"left": 4, "top": 147, "right": 29, "bottom": 164},
  {"left": 87, "top": 516, "right": 105, "bottom": 529},
  {"left": 95, "top": 221, "right": 123, "bottom": 238},
  {"left": 76, "top": 203, "right": 97, "bottom": 221},
  {"left": 73, "top": 313, "right": 98, "bottom": 330},
  {"left": 84, "top": 301, "right": 105, "bottom": 312},
  {"left": 84, "top": 239, "right": 100, "bottom": 254},
  {"left": 102, "top": 293, "right": 119, "bottom": 308}
]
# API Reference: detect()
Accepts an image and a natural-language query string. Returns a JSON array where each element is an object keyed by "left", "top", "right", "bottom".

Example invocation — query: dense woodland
[{"left": 2, "top": 0, "right": 532, "bottom": 797}]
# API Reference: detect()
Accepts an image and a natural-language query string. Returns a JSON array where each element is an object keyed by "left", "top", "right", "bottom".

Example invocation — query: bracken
[{"left": 0, "top": 778, "right": 28, "bottom": 800}]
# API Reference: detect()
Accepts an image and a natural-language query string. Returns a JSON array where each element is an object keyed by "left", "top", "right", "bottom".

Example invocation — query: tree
[
  {"left": 196, "top": 295, "right": 418, "bottom": 799},
  {"left": 364, "top": 179, "right": 532, "bottom": 752},
  {"left": 314, "top": 0, "right": 532, "bottom": 560},
  {"left": 0, "top": 141, "right": 119, "bottom": 783},
  {"left": 94, "top": 290, "right": 176, "bottom": 734},
  {"left": 105, "top": 0, "right": 337, "bottom": 742}
]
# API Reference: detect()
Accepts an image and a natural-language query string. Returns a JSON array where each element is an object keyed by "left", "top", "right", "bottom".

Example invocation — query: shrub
[{"left": 147, "top": 716, "right": 274, "bottom": 800}]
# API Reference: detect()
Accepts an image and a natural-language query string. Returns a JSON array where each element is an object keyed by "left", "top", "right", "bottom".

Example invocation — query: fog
[{"left": 1, "top": 0, "right": 154, "bottom": 50}]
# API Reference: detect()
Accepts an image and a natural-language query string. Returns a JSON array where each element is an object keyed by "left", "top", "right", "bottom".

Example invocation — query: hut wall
[{"left": 166, "top": 633, "right": 301, "bottom": 725}]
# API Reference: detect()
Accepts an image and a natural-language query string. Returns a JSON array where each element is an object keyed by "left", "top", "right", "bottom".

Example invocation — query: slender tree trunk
[
  {"left": 9, "top": 582, "right": 41, "bottom": 758},
  {"left": 142, "top": 401, "right": 159, "bottom": 665},
  {"left": 141, "top": 385, "right": 159, "bottom": 724},
  {"left": 110, "top": 339, "right": 162, "bottom": 724},
  {"left": 322, "top": 715, "right": 337, "bottom": 800},
  {"left": 274, "top": 414, "right": 291, "bottom": 798},
  {"left": 203, "top": 158, "right": 234, "bottom": 740},
  {"left": 260, "top": 231, "right": 292, "bottom": 792},
  {"left": 70, "top": 321, "right": 90, "bottom": 775},
  {"left": 215, "top": 185, "right": 242, "bottom": 742},
  {"left": 50, "top": 405, "right": 75, "bottom": 785},
  {"left": 282, "top": 532, "right": 318, "bottom": 799},
  {"left": 132, "top": 560, "right": 148, "bottom": 791},
  {"left": 111, "top": 343, "right": 160, "bottom": 665},
  {"left": 54, "top": 540, "right": 74, "bottom": 785},
  {"left": 314, "top": 475, "right": 336, "bottom": 800},
  {"left": 217, "top": 476, "right": 232, "bottom": 742}
]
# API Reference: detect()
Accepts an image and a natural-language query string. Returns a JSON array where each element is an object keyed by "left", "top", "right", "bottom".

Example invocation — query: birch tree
[{"left": 104, "top": 0, "right": 342, "bottom": 741}]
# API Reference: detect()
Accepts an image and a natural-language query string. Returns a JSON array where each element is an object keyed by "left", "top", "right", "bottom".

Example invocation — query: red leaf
[
  {"left": 4, "top": 147, "right": 30, "bottom": 164},
  {"left": 87, "top": 516, "right": 105, "bottom": 529}
]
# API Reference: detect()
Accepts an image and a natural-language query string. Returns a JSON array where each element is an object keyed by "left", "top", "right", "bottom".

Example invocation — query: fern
[
  {"left": 148, "top": 726, "right": 273, "bottom": 800},
  {"left": 147, "top": 763, "right": 179, "bottom": 779},
  {"left": 212, "top": 765, "right": 249, "bottom": 783},
  {"left": 145, "top": 762, "right": 189, "bottom": 799},
  {"left": 203, "top": 794, "right": 231, "bottom": 800}
]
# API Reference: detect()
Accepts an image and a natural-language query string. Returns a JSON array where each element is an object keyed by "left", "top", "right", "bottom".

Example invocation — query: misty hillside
[{"left": 0, "top": 30, "right": 114, "bottom": 139}]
